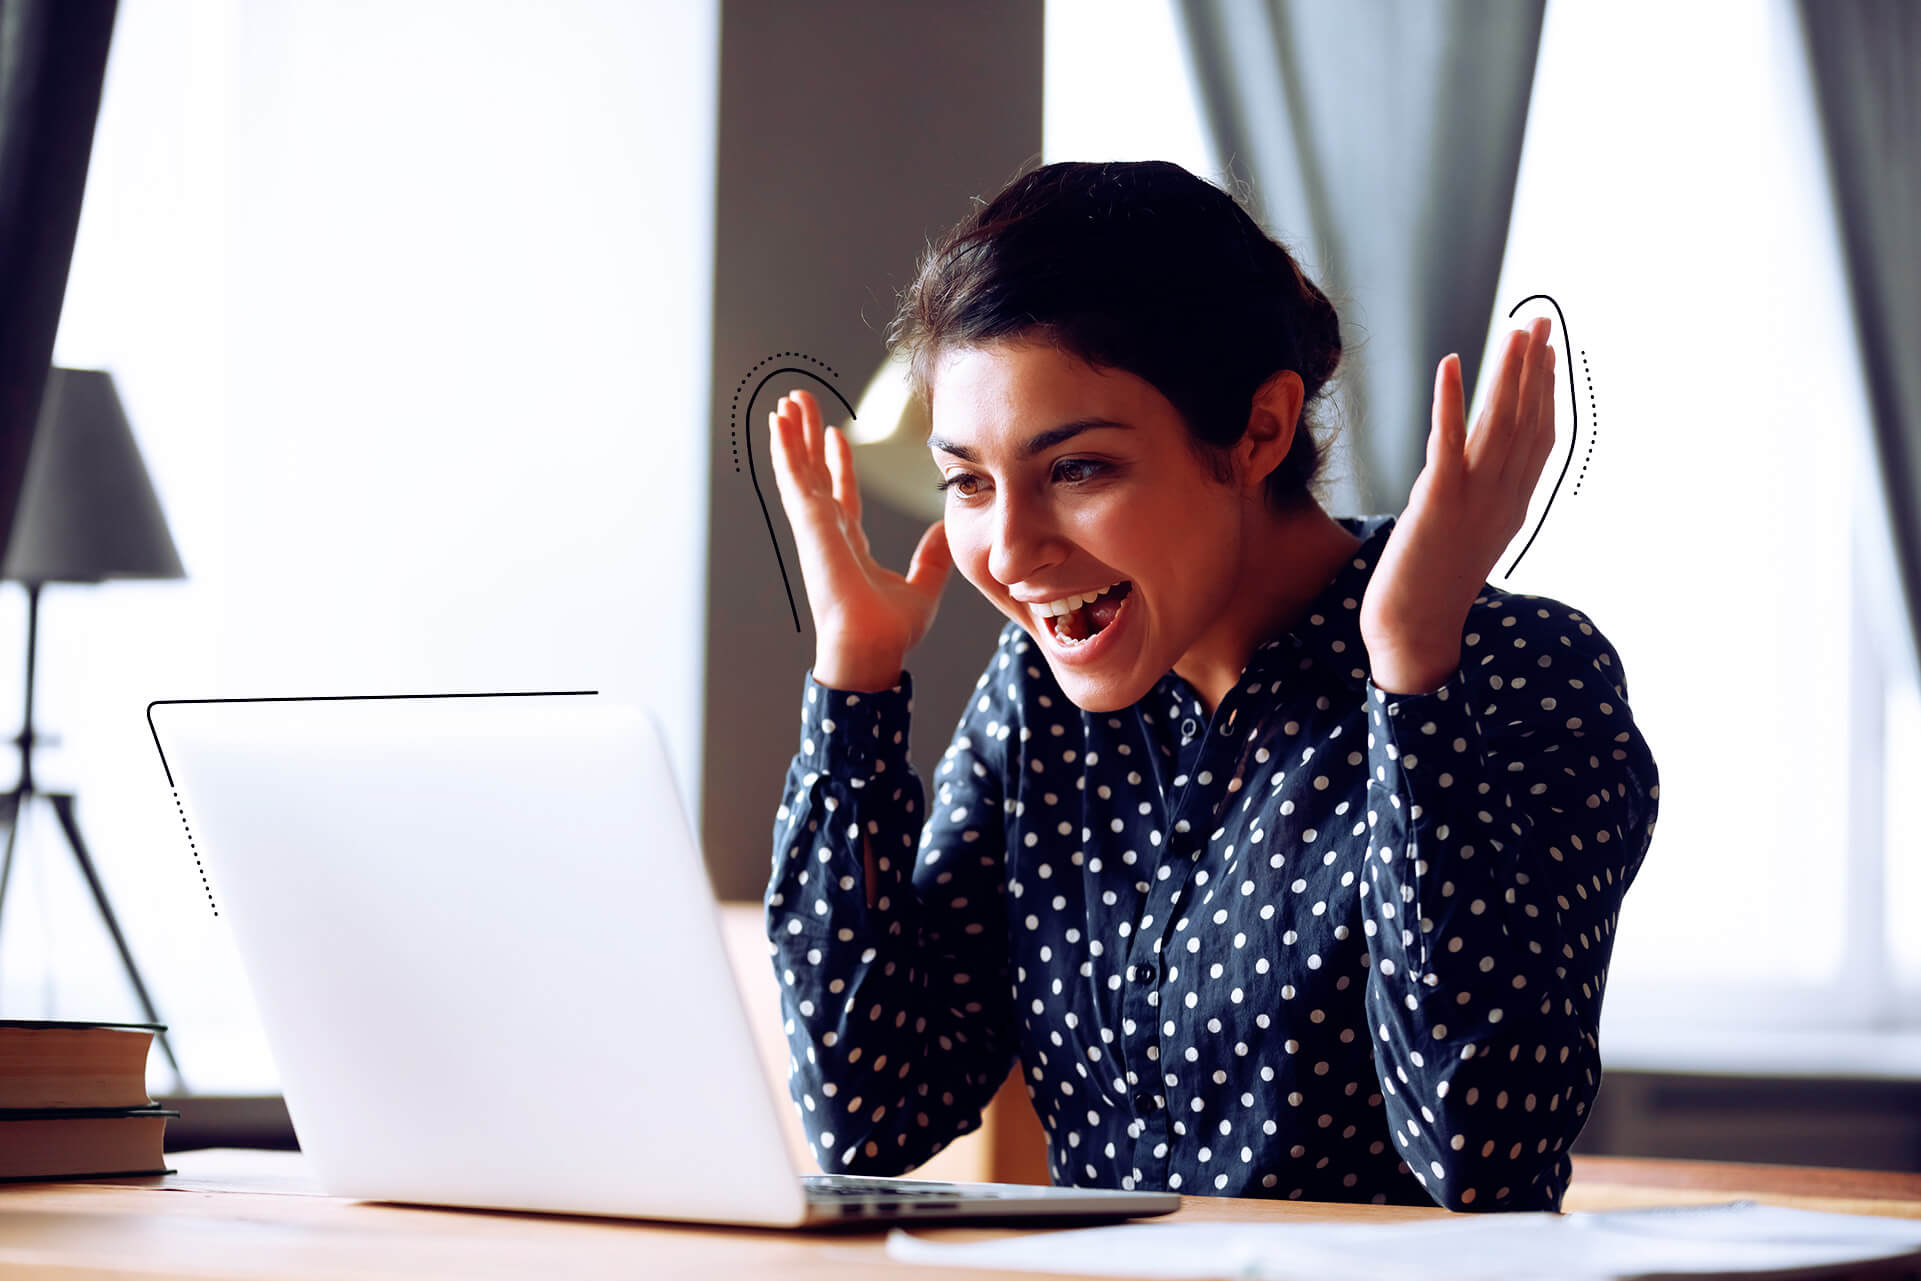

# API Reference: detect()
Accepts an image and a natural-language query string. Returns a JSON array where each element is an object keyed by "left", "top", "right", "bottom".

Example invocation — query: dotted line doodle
[
  {"left": 730, "top": 355, "right": 859, "bottom": 633},
  {"left": 730, "top": 352, "right": 840, "bottom": 474},
  {"left": 1573, "top": 349, "right": 1598, "bottom": 496},
  {"left": 170, "top": 789, "right": 217, "bottom": 915}
]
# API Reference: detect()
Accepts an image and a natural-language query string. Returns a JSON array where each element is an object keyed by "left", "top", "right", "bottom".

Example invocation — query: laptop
[{"left": 148, "top": 691, "right": 1181, "bottom": 1227}]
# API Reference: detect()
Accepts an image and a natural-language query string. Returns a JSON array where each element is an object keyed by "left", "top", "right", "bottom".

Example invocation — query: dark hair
[{"left": 886, "top": 159, "right": 1344, "bottom": 510}]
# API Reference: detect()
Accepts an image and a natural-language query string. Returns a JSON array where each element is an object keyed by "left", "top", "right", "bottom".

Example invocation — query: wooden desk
[{"left": 0, "top": 1150, "right": 1916, "bottom": 1280}]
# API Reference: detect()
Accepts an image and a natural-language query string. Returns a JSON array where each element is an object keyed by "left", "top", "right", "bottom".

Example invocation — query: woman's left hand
[{"left": 1359, "top": 317, "right": 1557, "bottom": 694}]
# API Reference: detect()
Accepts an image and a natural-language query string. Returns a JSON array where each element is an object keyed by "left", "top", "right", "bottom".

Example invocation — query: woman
[{"left": 763, "top": 160, "right": 1658, "bottom": 1213}]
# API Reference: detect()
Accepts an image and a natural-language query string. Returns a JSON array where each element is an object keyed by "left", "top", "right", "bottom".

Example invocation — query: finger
[
  {"left": 769, "top": 405, "right": 818, "bottom": 500},
  {"left": 792, "top": 395, "right": 838, "bottom": 496},
  {"left": 793, "top": 389, "right": 824, "bottom": 471},
  {"left": 1500, "top": 328, "right": 1556, "bottom": 488},
  {"left": 778, "top": 443, "right": 870, "bottom": 607},
  {"left": 826, "top": 424, "right": 863, "bottom": 528},
  {"left": 1540, "top": 343, "right": 1557, "bottom": 433},
  {"left": 1475, "top": 320, "right": 1552, "bottom": 470},
  {"left": 1470, "top": 325, "right": 1541, "bottom": 470},
  {"left": 768, "top": 407, "right": 797, "bottom": 497},
  {"left": 1430, "top": 353, "right": 1467, "bottom": 472},
  {"left": 1515, "top": 345, "right": 1558, "bottom": 489},
  {"left": 823, "top": 425, "right": 877, "bottom": 567},
  {"left": 905, "top": 519, "right": 953, "bottom": 595}
]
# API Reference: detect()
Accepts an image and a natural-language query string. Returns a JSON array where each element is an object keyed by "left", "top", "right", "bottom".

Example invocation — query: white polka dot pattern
[{"left": 764, "top": 513, "right": 1660, "bottom": 1212}]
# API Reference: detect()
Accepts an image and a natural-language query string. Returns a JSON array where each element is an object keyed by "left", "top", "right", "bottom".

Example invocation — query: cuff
[
  {"left": 800, "top": 668, "right": 915, "bottom": 780},
  {"left": 1365, "top": 667, "right": 1481, "bottom": 792}
]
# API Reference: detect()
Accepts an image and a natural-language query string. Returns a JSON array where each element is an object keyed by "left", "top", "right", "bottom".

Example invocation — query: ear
[{"left": 1235, "top": 370, "right": 1304, "bottom": 494}]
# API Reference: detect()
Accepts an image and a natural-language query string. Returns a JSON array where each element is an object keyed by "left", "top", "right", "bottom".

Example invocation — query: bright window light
[
  {"left": 1044, "top": 0, "right": 1219, "bottom": 178},
  {"left": 12, "top": 0, "right": 718, "bottom": 1093},
  {"left": 1045, "top": 0, "right": 1908, "bottom": 1033}
]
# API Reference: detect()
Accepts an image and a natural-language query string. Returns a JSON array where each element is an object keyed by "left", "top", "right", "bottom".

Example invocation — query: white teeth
[{"left": 1035, "top": 581, "right": 1126, "bottom": 618}]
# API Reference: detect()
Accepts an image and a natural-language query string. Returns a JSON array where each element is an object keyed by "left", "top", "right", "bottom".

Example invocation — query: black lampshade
[{"left": 1, "top": 367, "right": 184, "bottom": 584}]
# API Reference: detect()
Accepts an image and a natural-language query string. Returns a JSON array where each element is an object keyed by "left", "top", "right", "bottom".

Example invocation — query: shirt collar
[{"left": 1249, "top": 513, "right": 1398, "bottom": 697}]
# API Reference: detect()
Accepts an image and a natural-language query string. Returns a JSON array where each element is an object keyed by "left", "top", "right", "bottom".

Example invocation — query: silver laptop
[{"left": 148, "top": 691, "right": 1179, "bottom": 1227}]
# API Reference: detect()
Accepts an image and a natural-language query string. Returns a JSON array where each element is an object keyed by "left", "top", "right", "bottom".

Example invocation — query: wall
[{"left": 701, "top": 1, "right": 1044, "bottom": 899}]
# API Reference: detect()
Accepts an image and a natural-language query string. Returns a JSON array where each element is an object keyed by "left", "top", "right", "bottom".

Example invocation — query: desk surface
[{"left": 1, "top": 1150, "right": 1917, "bottom": 1280}]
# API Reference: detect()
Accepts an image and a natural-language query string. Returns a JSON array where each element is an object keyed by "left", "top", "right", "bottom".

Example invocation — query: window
[
  {"left": 0, "top": 0, "right": 718, "bottom": 1094},
  {"left": 1044, "top": 0, "right": 1921, "bottom": 1046},
  {"left": 1486, "top": 0, "right": 1918, "bottom": 1038},
  {"left": 1044, "top": 0, "right": 1218, "bottom": 177}
]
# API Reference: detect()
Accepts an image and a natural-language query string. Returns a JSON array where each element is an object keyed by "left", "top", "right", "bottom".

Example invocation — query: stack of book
[{"left": 0, "top": 1019, "right": 176, "bottom": 1182}]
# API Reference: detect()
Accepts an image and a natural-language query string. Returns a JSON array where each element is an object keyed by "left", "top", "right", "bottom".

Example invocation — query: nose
[{"left": 985, "top": 486, "right": 1063, "bottom": 588}]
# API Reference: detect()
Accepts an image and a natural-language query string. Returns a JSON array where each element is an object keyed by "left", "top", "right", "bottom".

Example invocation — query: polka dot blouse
[{"left": 764, "top": 513, "right": 1660, "bottom": 1212}]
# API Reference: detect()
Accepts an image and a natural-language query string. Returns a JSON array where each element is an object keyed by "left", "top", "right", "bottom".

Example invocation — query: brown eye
[{"left": 1054, "top": 458, "right": 1108, "bottom": 484}]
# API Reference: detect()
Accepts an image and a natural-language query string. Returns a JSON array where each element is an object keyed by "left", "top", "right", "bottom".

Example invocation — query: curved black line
[
  {"left": 1502, "top": 294, "right": 1580, "bottom": 578},
  {"left": 742, "top": 369, "right": 859, "bottom": 633},
  {"left": 144, "top": 690, "right": 598, "bottom": 788}
]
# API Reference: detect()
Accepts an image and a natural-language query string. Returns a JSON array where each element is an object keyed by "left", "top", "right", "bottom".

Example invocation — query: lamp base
[
  {"left": 0, "top": 788, "right": 183, "bottom": 1084},
  {"left": 0, "top": 580, "right": 183, "bottom": 1088}
]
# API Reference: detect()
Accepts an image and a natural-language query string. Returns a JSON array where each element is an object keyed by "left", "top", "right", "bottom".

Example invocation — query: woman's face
[{"left": 929, "top": 341, "right": 1254, "bottom": 713}]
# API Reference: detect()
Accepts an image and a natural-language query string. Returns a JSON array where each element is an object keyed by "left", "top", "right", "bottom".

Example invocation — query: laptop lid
[{"left": 150, "top": 693, "right": 812, "bottom": 1226}]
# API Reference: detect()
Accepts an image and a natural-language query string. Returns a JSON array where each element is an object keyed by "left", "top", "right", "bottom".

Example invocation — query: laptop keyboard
[{"left": 802, "top": 1175, "right": 981, "bottom": 1200}]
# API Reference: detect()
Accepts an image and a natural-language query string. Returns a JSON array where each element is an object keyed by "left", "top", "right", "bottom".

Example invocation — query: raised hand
[
  {"left": 767, "top": 388, "right": 953, "bottom": 690},
  {"left": 1359, "top": 317, "right": 1557, "bottom": 694}
]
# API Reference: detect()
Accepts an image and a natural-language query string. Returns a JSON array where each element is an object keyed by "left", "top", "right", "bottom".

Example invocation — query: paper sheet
[{"left": 884, "top": 1201, "right": 1921, "bottom": 1280}]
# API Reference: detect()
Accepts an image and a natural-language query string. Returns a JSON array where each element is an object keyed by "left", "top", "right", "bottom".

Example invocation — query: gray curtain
[
  {"left": 0, "top": 0, "right": 118, "bottom": 548},
  {"left": 1174, "top": 0, "right": 1545, "bottom": 512},
  {"left": 1795, "top": 0, "right": 1921, "bottom": 681}
]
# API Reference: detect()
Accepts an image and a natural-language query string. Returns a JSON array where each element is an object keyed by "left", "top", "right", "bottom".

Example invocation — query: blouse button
[
  {"left": 1179, "top": 718, "right": 1198, "bottom": 739},
  {"left": 1134, "top": 1090, "right": 1156, "bottom": 1112},
  {"left": 1134, "top": 960, "right": 1158, "bottom": 984}
]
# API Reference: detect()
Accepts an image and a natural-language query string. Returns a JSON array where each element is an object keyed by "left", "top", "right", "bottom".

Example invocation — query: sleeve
[
  {"left": 1355, "top": 595, "right": 1660, "bottom": 1212},
  {"left": 764, "top": 637, "right": 1022, "bottom": 1176}
]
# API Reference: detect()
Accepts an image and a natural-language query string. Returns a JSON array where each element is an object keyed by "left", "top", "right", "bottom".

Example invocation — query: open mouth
[{"left": 1042, "top": 580, "right": 1134, "bottom": 647}]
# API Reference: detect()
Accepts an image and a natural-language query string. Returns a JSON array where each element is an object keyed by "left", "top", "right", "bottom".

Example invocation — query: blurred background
[{"left": 1, "top": 0, "right": 1916, "bottom": 1172}]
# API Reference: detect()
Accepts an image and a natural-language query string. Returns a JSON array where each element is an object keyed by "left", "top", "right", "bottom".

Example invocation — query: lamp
[
  {"left": 0, "top": 367, "right": 184, "bottom": 1081},
  {"left": 843, "top": 348, "right": 946, "bottom": 523}
]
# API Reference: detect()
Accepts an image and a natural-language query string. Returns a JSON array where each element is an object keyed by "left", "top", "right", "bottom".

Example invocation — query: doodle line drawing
[
  {"left": 146, "top": 691, "right": 597, "bottom": 916},
  {"left": 1502, "top": 294, "right": 1581, "bottom": 579},
  {"left": 1573, "top": 348, "right": 1598, "bottom": 496},
  {"left": 734, "top": 362, "right": 857, "bottom": 633}
]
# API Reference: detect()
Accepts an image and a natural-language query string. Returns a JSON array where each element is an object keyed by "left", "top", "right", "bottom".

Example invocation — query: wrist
[
  {"left": 813, "top": 640, "right": 905, "bottom": 692},
  {"left": 1366, "top": 640, "right": 1462, "bottom": 696},
  {"left": 1362, "top": 609, "right": 1470, "bottom": 696}
]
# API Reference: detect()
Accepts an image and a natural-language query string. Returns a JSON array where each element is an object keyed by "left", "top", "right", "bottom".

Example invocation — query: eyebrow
[{"left": 926, "top": 417, "right": 1133, "bottom": 463}]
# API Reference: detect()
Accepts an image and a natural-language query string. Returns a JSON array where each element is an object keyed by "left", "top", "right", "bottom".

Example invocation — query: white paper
[{"left": 884, "top": 1201, "right": 1921, "bottom": 1281}]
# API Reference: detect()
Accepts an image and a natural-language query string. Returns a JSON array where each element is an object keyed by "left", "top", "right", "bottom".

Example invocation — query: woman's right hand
[{"left": 768, "top": 388, "right": 953, "bottom": 690}]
